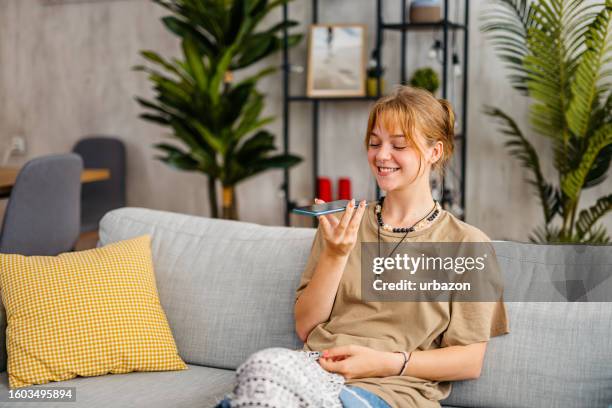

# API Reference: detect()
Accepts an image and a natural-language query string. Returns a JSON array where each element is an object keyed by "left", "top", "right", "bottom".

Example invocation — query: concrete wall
[{"left": 0, "top": 0, "right": 609, "bottom": 240}]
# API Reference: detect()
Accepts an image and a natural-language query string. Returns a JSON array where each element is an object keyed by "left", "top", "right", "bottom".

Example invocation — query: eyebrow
[{"left": 370, "top": 132, "right": 405, "bottom": 138}]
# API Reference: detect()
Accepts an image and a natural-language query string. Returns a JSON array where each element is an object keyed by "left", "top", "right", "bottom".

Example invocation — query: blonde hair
[{"left": 364, "top": 86, "right": 455, "bottom": 176}]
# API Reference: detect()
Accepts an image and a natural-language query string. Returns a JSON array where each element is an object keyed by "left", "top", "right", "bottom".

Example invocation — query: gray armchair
[
  {"left": 73, "top": 136, "right": 126, "bottom": 233},
  {"left": 0, "top": 153, "right": 83, "bottom": 256}
]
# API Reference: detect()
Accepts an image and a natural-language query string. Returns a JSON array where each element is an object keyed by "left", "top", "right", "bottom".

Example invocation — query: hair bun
[{"left": 437, "top": 98, "right": 455, "bottom": 139}]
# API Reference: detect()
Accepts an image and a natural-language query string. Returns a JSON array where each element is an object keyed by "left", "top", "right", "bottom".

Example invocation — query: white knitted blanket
[{"left": 227, "top": 347, "right": 345, "bottom": 407}]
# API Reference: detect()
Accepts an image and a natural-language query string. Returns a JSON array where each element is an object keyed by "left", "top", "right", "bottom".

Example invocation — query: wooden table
[{"left": 0, "top": 167, "right": 110, "bottom": 199}]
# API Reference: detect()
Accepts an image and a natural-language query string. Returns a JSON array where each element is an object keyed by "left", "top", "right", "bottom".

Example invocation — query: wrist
[
  {"left": 322, "top": 246, "right": 350, "bottom": 260},
  {"left": 383, "top": 351, "right": 405, "bottom": 377}
]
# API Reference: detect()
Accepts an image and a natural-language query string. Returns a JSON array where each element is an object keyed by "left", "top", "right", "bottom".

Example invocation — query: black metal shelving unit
[{"left": 281, "top": 0, "right": 469, "bottom": 226}]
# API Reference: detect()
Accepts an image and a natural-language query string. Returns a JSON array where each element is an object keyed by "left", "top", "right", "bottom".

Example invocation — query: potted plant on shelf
[
  {"left": 482, "top": 0, "right": 611, "bottom": 243},
  {"left": 409, "top": 67, "right": 440, "bottom": 95},
  {"left": 135, "top": 0, "right": 302, "bottom": 220}
]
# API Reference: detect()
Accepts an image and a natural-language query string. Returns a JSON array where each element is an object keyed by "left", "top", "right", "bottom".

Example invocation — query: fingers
[
  {"left": 317, "top": 213, "right": 334, "bottom": 239},
  {"left": 315, "top": 198, "right": 365, "bottom": 255},
  {"left": 337, "top": 199, "right": 356, "bottom": 236},
  {"left": 318, "top": 356, "right": 348, "bottom": 375},
  {"left": 346, "top": 200, "right": 367, "bottom": 238},
  {"left": 323, "top": 345, "right": 354, "bottom": 358},
  {"left": 314, "top": 198, "right": 339, "bottom": 229}
]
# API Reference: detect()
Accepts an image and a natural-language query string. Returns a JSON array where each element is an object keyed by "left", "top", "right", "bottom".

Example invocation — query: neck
[{"left": 381, "top": 181, "right": 435, "bottom": 227}]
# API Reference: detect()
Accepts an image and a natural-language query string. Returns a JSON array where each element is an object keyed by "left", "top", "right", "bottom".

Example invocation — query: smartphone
[{"left": 291, "top": 199, "right": 368, "bottom": 216}]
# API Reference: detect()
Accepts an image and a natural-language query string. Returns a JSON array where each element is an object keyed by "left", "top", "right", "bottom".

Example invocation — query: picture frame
[{"left": 307, "top": 24, "right": 367, "bottom": 98}]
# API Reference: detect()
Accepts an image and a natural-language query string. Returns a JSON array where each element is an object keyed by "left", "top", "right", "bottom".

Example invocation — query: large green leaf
[
  {"left": 219, "top": 81, "right": 257, "bottom": 128},
  {"left": 250, "top": 153, "right": 302, "bottom": 171},
  {"left": 485, "top": 106, "right": 560, "bottom": 223},
  {"left": 234, "top": 33, "right": 301, "bottom": 69},
  {"left": 139, "top": 50, "right": 192, "bottom": 83},
  {"left": 562, "top": 123, "right": 612, "bottom": 199},
  {"left": 229, "top": 153, "right": 302, "bottom": 184},
  {"left": 149, "top": 73, "right": 192, "bottom": 103},
  {"left": 140, "top": 113, "right": 170, "bottom": 126},
  {"left": 529, "top": 224, "right": 565, "bottom": 243},
  {"left": 566, "top": 3, "right": 612, "bottom": 138},
  {"left": 575, "top": 193, "right": 612, "bottom": 237},
  {"left": 522, "top": 1, "right": 601, "bottom": 143},
  {"left": 235, "top": 130, "right": 276, "bottom": 162},
  {"left": 481, "top": 0, "right": 537, "bottom": 92},
  {"left": 583, "top": 143, "right": 612, "bottom": 188},
  {"left": 135, "top": 96, "right": 177, "bottom": 117},
  {"left": 179, "top": 1, "right": 227, "bottom": 44},
  {"left": 208, "top": 46, "right": 236, "bottom": 105},
  {"left": 227, "top": 0, "right": 247, "bottom": 42},
  {"left": 161, "top": 16, "right": 218, "bottom": 58},
  {"left": 182, "top": 35, "right": 208, "bottom": 91},
  {"left": 169, "top": 118, "right": 219, "bottom": 175},
  {"left": 583, "top": 224, "right": 611, "bottom": 243},
  {"left": 265, "top": 20, "right": 300, "bottom": 36},
  {"left": 190, "top": 120, "right": 225, "bottom": 154},
  {"left": 154, "top": 143, "right": 200, "bottom": 171}
]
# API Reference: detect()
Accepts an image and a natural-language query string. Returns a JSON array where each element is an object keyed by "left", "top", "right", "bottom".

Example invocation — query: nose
[{"left": 375, "top": 143, "right": 392, "bottom": 162}]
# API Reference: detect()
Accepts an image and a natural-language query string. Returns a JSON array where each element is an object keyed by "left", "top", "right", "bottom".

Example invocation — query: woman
[{"left": 218, "top": 86, "right": 509, "bottom": 408}]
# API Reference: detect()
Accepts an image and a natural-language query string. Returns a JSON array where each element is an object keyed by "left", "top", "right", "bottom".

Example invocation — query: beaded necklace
[
  {"left": 376, "top": 196, "right": 441, "bottom": 259},
  {"left": 375, "top": 196, "right": 441, "bottom": 233}
]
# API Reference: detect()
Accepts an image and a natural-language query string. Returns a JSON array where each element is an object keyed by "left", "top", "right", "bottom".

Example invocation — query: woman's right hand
[{"left": 315, "top": 198, "right": 367, "bottom": 258}]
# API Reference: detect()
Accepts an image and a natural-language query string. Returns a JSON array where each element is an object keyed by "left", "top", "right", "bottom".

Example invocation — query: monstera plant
[
  {"left": 482, "top": 0, "right": 612, "bottom": 243},
  {"left": 135, "top": 0, "right": 302, "bottom": 219}
]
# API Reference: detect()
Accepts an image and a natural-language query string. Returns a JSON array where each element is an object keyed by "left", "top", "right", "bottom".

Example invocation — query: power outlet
[{"left": 10, "top": 136, "right": 26, "bottom": 155}]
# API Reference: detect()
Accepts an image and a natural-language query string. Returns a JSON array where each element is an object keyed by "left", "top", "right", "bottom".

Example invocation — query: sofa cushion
[
  {"left": 0, "top": 235, "right": 186, "bottom": 388},
  {"left": 0, "top": 365, "right": 234, "bottom": 407},
  {"left": 443, "top": 242, "right": 612, "bottom": 408},
  {"left": 98, "top": 208, "right": 312, "bottom": 370}
]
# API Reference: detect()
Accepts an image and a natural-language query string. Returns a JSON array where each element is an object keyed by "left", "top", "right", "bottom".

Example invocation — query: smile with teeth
[{"left": 377, "top": 166, "right": 400, "bottom": 175}]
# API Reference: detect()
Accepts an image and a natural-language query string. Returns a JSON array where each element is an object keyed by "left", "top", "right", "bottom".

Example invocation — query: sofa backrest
[
  {"left": 93, "top": 208, "right": 610, "bottom": 408},
  {"left": 98, "top": 207, "right": 310, "bottom": 370},
  {"left": 444, "top": 242, "right": 612, "bottom": 408}
]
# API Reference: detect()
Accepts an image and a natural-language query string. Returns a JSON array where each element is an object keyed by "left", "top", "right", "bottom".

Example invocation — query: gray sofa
[{"left": 0, "top": 207, "right": 610, "bottom": 408}]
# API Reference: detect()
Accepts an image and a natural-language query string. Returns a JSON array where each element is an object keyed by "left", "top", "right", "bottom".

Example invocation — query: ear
[{"left": 429, "top": 141, "right": 444, "bottom": 164}]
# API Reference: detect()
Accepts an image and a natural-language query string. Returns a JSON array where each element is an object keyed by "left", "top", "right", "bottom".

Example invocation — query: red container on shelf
[
  {"left": 337, "top": 177, "right": 351, "bottom": 200},
  {"left": 317, "top": 177, "right": 333, "bottom": 202}
]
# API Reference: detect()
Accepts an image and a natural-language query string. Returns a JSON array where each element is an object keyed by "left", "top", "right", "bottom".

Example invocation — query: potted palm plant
[
  {"left": 482, "top": 0, "right": 611, "bottom": 243},
  {"left": 135, "top": 0, "right": 302, "bottom": 219}
]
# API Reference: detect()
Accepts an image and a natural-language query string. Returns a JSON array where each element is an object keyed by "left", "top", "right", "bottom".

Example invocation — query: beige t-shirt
[{"left": 295, "top": 201, "right": 509, "bottom": 408}]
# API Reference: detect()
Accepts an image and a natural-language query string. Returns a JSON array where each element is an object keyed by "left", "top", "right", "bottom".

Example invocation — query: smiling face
[
  {"left": 364, "top": 86, "right": 454, "bottom": 195},
  {"left": 367, "top": 120, "right": 431, "bottom": 192}
]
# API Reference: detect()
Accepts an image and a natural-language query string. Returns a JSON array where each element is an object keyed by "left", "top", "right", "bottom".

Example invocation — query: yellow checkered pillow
[{"left": 0, "top": 235, "right": 187, "bottom": 388}]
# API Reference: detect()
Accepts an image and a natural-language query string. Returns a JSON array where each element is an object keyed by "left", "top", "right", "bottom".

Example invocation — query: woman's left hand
[{"left": 318, "top": 345, "right": 404, "bottom": 379}]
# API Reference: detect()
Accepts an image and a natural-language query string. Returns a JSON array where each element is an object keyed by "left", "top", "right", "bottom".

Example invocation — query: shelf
[
  {"left": 288, "top": 95, "right": 380, "bottom": 102},
  {"left": 382, "top": 21, "right": 466, "bottom": 31},
  {"left": 281, "top": 0, "right": 470, "bottom": 225}
]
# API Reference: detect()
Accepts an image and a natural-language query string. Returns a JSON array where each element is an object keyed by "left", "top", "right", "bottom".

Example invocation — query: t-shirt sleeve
[
  {"left": 441, "top": 241, "right": 510, "bottom": 346},
  {"left": 295, "top": 224, "right": 325, "bottom": 303},
  {"left": 439, "top": 224, "right": 510, "bottom": 346},
  {"left": 440, "top": 298, "right": 510, "bottom": 347}
]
